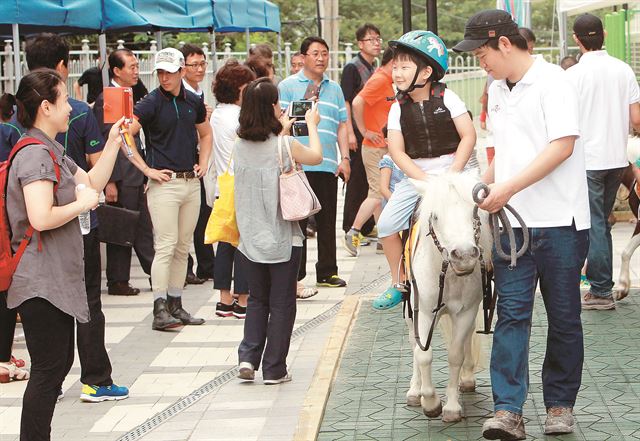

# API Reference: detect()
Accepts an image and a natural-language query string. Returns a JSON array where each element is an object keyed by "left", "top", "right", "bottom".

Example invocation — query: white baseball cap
[{"left": 154, "top": 48, "right": 184, "bottom": 73}]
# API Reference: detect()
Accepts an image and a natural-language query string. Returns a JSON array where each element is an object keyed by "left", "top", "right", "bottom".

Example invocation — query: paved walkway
[
  {"left": 0, "top": 206, "right": 362, "bottom": 441},
  {"left": 319, "top": 221, "right": 640, "bottom": 441},
  {"left": 2, "top": 196, "right": 640, "bottom": 440}
]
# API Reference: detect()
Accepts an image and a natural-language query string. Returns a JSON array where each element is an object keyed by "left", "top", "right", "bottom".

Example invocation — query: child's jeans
[{"left": 377, "top": 179, "right": 420, "bottom": 238}]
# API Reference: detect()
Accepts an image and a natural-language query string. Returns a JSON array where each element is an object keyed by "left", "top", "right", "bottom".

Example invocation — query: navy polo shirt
[
  {"left": 134, "top": 85, "right": 206, "bottom": 171},
  {"left": 0, "top": 114, "right": 22, "bottom": 161},
  {"left": 0, "top": 99, "right": 104, "bottom": 229}
]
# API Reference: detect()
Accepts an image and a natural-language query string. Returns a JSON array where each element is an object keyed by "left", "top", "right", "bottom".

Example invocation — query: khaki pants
[
  {"left": 147, "top": 178, "right": 201, "bottom": 295},
  {"left": 362, "top": 145, "right": 388, "bottom": 198}
]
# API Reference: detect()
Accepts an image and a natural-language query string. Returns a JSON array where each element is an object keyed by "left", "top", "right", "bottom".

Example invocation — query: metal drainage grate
[{"left": 117, "top": 272, "right": 390, "bottom": 441}]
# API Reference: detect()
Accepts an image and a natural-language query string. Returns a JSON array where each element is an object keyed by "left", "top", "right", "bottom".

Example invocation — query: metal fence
[{"left": 0, "top": 38, "right": 577, "bottom": 117}]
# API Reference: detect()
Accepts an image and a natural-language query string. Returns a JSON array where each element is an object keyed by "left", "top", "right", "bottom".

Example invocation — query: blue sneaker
[
  {"left": 372, "top": 287, "right": 403, "bottom": 310},
  {"left": 80, "top": 384, "right": 129, "bottom": 402}
]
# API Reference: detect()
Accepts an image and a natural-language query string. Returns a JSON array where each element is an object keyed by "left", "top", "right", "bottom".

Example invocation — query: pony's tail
[{"left": 438, "top": 308, "right": 488, "bottom": 373}]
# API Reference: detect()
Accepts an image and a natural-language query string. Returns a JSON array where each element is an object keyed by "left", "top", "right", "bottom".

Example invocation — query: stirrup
[{"left": 393, "top": 281, "right": 410, "bottom": 293}]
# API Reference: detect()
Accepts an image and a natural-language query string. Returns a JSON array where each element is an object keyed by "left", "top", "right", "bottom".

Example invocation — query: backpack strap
[
  {"left": 6, "top": 136, "right": 62, "bottom": 258},
  {"left": 9, "top": 136, "right": 61, "bottom": 191}
]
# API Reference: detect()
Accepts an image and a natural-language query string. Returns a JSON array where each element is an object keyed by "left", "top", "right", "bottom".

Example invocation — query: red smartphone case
[{"left": 103, "top": 87, "right": 133, "bottom": 123}]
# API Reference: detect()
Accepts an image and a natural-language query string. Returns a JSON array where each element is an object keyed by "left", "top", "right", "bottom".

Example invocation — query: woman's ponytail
[{"left": 0, "top": 93, "right": 17, "bottom": 122}]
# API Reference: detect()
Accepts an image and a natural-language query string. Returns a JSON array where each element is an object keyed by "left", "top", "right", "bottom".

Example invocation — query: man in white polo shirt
[
  {"left": 566, "top": 13, "right": 640, "bottom": 310},
  {"left": 454, "top": 10, "right": 590, "bottom": 440}
]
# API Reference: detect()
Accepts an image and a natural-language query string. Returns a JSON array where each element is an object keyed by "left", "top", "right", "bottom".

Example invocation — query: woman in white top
[{"left": 210, "top": 60, "right": 256, "bottom": 319}]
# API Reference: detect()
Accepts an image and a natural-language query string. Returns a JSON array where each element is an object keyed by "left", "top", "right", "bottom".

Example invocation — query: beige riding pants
[{"left": 147, "top": 178, "right": 201, "bottom": 296}]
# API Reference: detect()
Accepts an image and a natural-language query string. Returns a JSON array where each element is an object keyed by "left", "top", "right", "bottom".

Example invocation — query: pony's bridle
[
  {"left": 408, "top": 183, "right": 528, "bottom": 352},
  {"left": 410, "top": 210, "right": 486, "bottom": 352}
]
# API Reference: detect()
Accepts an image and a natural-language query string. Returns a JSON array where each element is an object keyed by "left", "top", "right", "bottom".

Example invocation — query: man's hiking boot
[{"left": 482, "top": 410, "right": 526, "bottom": 440}]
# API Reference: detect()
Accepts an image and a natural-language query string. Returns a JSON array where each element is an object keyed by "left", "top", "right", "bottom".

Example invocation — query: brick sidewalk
[
  {"left": 319, "top": 221, "right": 640, "bottom": 441},
  {"left": 0, "top": 201, "right": 362, "bottom": 441}
]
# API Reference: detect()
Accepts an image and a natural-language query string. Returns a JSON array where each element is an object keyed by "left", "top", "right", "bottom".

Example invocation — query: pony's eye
[{"left": 432, "top": 214, "right": 438, "bottom": 222}]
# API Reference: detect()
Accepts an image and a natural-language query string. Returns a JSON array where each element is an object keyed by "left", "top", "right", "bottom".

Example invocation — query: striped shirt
[{"left": 278, "top": 70, "right": 347, "bottom": 174}]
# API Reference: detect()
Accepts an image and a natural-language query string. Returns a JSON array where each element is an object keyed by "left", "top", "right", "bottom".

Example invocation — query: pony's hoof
[
  {"left": 614, "top": 288, "right": 628, "bottom": 301},
  {"left": 442, "top": 409, "right": 463, "bottom": 423},
  {"left": 458, "top": 380, "right": 476, "bottom": 393},
  {"left": 406, "top": 395, "right": 421, "bottom": 407},
  {"left": 422, "top": 400, "right": 443, "bottom": 418}
]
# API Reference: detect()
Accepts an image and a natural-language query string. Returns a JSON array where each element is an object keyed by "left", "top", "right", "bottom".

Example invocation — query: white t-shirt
[
  {"left": 489, "top": 55, "right": 590, "bottom": 230},
  {"left": 387, "top": 88, "right": 467, "bottom": 173},
  {"left": 566, "top": 50, "right": 640, "bottom": 170},
  {"left": 183, "top": 79, "right": 203, "bottom": 96},
  {"left": 210, "top": 103, "right": 240, "bottom": 197}
]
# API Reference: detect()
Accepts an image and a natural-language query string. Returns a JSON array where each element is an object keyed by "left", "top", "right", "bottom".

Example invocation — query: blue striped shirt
[{"left": 278, "top": 70, "right": 347, "bottom": 174}]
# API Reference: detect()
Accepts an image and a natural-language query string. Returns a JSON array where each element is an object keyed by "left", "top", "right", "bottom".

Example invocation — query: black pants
[
  {"left": 18, "top": 297, "right": 74, "bottom": 441},
  {"left": 298, "top": 172, "right": 338, "bottom": 281},
  {"left": 0, "top": 291, "right": 16, "bottom": 361},
  {"left": 106, "top": 184, "right": 154, "bottom": 283},
  {"left": 237, "top": 247, "right": 301, "bottom": 380},
  {"left": 77, "top": 229, "right": 112, "bottom": 386},
  {"left": 213, "top": 242, "right": 249, "bottom": 294},
  {"left": 188, "top": 180, "right": 215, "bottom": 278},
  {"left": 342, "top": 143, "right": 374, "bottom": 235}
]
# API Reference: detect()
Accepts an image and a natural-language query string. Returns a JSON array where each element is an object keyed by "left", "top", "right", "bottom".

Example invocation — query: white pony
[{"left": 405, "top": 173, "right": 492, "bottom": 422}]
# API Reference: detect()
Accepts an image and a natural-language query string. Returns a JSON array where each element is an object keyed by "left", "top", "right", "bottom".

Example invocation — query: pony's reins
[{"left": 407, "top": 182, "right": 529, "bottom": 352}]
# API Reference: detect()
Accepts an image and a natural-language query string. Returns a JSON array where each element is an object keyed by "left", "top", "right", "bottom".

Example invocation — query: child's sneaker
[
  {"left": 579, "top": 274, "right": 591, "bottom": 290},
  {"left": 358, "top": 233, "right": 371, "bottom": 246},
  {"left": 344, "top": 228, "right": 361, "bottom": 257},
  {"left": 372, "top": 286, "right": 403, "bottom": 310},
  {"left": 80, "top": 384, "right": 129, "bottom": 402}
]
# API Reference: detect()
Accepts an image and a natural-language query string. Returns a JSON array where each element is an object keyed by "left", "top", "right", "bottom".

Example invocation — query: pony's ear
[{"left": 408, "top": 178, "right": 429, "bottom": 196}]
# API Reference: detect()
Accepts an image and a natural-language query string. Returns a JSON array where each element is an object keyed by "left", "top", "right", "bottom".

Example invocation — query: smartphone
[
  {"left": 103, "top": 87, "right": 134, "bottom": 124},
  {"left": 303, "top": 83, "right": 321, "bottom": 100},
  {"left": 288, "top": 100, "right": 313, "bottom": 118}
]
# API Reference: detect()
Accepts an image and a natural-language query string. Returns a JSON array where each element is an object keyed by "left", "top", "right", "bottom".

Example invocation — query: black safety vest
[{"left": 399, "top": 82, "right": 460, "bottom": 159}]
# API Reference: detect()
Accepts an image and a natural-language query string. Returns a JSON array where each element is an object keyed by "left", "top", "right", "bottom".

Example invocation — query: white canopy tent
[{"left": 557, "top": 0, "right": 628, "bottom": 57}]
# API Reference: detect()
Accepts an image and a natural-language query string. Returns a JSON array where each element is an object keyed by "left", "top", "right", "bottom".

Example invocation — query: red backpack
[{"left": 0, "top": 137, "right": 60, "bottom": 291}]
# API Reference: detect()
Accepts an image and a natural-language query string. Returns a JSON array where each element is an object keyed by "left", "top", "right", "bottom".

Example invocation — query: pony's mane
[{"left": 415, "top": 172, "right": 479, "bottom": 219}]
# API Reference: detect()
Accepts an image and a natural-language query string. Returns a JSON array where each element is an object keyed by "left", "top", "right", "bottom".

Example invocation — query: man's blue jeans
[
  {"left": 586, "top": 168, "right": 624, "bottom": 298},
  {"left": 491, "top": 225, "right": 588, "bottom": 414}
]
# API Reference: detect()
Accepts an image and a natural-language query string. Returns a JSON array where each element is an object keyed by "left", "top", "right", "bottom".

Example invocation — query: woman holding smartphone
[
  {"left": 234, "top": 78, "right": 322, "bottom": 384},
  {"left": 0, "top": 69, "right": 124, "bottom": 440}
]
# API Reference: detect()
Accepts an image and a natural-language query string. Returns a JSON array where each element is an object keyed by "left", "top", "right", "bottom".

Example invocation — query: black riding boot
[
  {"left": 167, "top": 296, "right": 205, "bottom": 325},
  {"left": 152, "top": 298, "right": 182, "bottom": 331}
]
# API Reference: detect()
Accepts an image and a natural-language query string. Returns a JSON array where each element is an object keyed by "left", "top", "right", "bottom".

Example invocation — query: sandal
[
  {"left": 372, "top": 286, "right": 403, "bottom": 310},
  {"left": 10, "top": 355, "right": 26, "bottom": 368},
  {"left": 0, "top": 361, "right": 30, "bottom": 383},
  {"left": 296, "top": 282, "right": 318, "bottom": 299}
]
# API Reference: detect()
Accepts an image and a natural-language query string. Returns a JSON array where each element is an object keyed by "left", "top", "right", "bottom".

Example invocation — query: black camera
[{"left": 292, "top": 121, "right": 309, "bottom": 137}]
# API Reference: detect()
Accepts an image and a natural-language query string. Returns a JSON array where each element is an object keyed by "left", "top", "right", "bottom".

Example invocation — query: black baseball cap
[
  {"left": 453, "top": 9, "right": 519, "bottom": 53},
  {"left": 573, "top": 13, "right": 604, "bottom": 37}
]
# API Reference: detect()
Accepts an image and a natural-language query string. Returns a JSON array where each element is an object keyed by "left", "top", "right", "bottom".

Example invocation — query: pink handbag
[{"left": 277, "top": 135, "right": 321, "bottom": 221}]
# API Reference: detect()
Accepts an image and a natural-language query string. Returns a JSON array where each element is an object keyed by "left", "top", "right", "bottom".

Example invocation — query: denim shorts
[{"left": 377, "top": 179, "right": 418, "bottom": 238}]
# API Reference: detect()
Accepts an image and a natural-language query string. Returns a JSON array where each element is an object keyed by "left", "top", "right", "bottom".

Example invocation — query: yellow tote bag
[{"left": 204, "top": 153, "right": 239, "bottom": 247}]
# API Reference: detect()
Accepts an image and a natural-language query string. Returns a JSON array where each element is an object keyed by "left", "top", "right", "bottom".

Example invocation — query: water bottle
[{"left": 76, "top": 184, "right": 91, "bottom": 235}]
